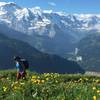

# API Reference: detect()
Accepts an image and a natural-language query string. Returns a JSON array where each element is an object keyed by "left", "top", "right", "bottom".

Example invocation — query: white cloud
[{"left": 48, "top": 2, "right": 56, "bottom": 6}]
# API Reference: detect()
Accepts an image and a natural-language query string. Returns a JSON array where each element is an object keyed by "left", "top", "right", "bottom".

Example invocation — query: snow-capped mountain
[{"left": 0, "top": 2, "right": 100, "bottom": 56}]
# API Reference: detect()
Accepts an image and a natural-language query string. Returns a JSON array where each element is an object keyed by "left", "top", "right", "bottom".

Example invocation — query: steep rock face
[
  {"left": 78, "top": 33, "right": 100, "bottom": 72},
  {"left": 0, "top": 2, "right": 100, "bottom": 56},
  {"left": 0, "top": 32, "right": 84, "bottom": 74}
]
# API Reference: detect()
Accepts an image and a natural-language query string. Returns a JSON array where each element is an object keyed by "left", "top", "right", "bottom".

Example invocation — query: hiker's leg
[
  {"left": 22, "top": 71, "right": 26, "bottom": 79},
  {"left": 16, "top": 72, "right": 21, "bottom": 80}
]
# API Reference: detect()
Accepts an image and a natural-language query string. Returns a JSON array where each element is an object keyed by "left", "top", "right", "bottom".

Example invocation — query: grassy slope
[
  {"left": 0, "top": 70, "right": 100, "bottom": 100},
  {"left": 0, "top": 33, "right": 84, "bottom": 74}
]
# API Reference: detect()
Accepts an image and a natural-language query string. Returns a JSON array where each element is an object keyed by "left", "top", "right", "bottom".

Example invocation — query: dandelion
[
  {"left": 37, "top": 80, "right": 41, "bottom": 84},
  {"left": 93, "top": 96, "right": 96, "bottom": 100},
  {"left": 34, "top": 80, "right": 37, "bottom": 83},
  {"left": 14, "top": 86, "right": 17, "bottom": 90},
  {"left": 41, "top": 80, "right": 45, "bottom": 83},
  {"left": 97, "top": 90, "right": 100, "bottom": 93},
  {"left": 32, "top": 75, "right": 37, "bottom": 79},
  {"left": 31, "top": 79, "right": 37, "bottom": 83}
]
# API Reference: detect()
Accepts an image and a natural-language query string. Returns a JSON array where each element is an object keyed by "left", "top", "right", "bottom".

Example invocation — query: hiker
[{"left": 14, "top": 56, "right": 29, "bottom": 80}]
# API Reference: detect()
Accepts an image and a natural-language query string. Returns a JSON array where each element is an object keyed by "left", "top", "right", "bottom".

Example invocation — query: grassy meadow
[{"left": 0, "top": 70, "right": 100, "bottom": 100}]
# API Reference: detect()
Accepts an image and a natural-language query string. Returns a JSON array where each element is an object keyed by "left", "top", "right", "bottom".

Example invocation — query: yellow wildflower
[
  {"left": 42, "top": 80, "right": 45, "bottom": 83},
  {"left": 34, "top": 80, "right": 37, "bottom": 83},
  {"left": 97, "top": 90, "right": 100, "bottom": 93},
  {"left": 46, "top": 78, "right": 49, "bottom": 81},
  {"left": 14, "top": 86, "right": 17, "bottom": 90},
  {"left": 31, "top": 79, "right": 37, "bottom": 83},
  {"left": 93, "top": 96, "right": 96, "bottom": 100},
  {"left": 37, "top": 80, "right": 41, "bottom": 84},
  {"left": 32, "top": 75, "right": 37, "bottom": 79},
  {"left": 96, "top": 79, "right": 100, "bottom": 83},
  {"left": 3, "top": 86, "right": 7, "bottom": 92}
]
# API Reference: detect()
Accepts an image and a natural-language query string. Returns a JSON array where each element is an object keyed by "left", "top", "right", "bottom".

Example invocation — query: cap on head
[{"left": 14, "top": 56, "right": 21, "bottom": 61}]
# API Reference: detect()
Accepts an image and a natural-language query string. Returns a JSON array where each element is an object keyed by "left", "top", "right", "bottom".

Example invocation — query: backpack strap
[{"left": 19, "top": 60, "right": 25, "bottom": 71}]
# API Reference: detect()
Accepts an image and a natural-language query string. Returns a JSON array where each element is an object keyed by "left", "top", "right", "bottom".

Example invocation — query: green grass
[{"left": 0, "top": 70, "right": 100, "bottom": 100}]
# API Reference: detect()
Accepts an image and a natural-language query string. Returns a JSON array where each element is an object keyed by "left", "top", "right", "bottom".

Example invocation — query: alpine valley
[{"left": 0, "top": 2, "right": 100, "bottom": 72}]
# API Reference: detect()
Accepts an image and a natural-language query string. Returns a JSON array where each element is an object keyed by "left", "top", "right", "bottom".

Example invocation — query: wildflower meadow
[{"left": 0, "top": 70, "right": 100, "bottom": 100}]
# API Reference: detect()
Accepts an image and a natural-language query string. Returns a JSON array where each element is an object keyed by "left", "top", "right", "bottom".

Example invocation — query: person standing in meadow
[{"left": 14, "top": 56, "right": 29, "bottom": 80}]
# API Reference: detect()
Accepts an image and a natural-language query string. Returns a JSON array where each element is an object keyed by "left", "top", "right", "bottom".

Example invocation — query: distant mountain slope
[
  {"left": 0, "top": 32, "right": 84, "bottom": 73},
  {"left": 0, "top": 2, "right": 100, "bottom": 56},
  {"left": 78, "top": 33, "right": 100, "bottom": 72}
]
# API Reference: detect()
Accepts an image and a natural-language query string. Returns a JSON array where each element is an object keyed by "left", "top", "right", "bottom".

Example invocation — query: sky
[{"left": 0, "top": 0, "right": 100, "bottom": 14}]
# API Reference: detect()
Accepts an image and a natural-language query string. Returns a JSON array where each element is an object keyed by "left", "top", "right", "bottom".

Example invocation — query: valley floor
[
  {"left": 0, "top": 70, "right": 100, "bottom": 100},
  {"left": 85, "top": 71, "right": 100, "bottom": 77}
]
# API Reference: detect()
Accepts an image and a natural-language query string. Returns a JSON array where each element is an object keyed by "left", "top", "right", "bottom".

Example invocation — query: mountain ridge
[{"left": 0, "top": 2, "right": 100, "bottom": 56}]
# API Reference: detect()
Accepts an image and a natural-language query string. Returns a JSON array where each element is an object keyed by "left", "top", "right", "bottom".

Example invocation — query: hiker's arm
[{"left": 16, "top": 62, "right": 19, "bottom": 71}]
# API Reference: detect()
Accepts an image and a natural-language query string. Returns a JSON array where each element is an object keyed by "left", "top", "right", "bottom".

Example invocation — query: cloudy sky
[{"left": 0, "top": 0, "right": 100, "bottom": 13}]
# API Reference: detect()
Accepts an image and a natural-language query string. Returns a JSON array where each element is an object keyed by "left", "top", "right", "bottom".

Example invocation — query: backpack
[{"left": 20, "top": 59, "right": 29, "bottom": 69}]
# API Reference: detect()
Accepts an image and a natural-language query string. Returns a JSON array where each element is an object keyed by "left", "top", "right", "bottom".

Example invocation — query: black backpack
[{"left": 20, "top": 59, "right": 29, "bottom": 69}]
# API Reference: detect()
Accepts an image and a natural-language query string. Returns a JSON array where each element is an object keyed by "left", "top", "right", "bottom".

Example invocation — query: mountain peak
[
  {"left": 0, "top": 2, "right": 21, "bottom": 12},
  {"left": 0, "top": 1, "right": 100, "bottom": 39},
  {"left": 30, "top": 6, "right": 43, "bottom": 15},
  {"left": 0, "top": 2, "right": 16, "bottom": 7}
]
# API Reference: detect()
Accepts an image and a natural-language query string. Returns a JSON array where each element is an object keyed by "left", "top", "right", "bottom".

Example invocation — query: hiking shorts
[{"left": 17, "top": 71, "right": 26, "bottom": 79}]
